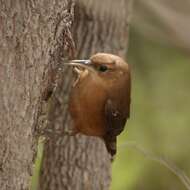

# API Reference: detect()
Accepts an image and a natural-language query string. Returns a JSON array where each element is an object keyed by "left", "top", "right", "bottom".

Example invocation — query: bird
[{"left": 67, "top": 53, "right": 131, "bottom": 160}]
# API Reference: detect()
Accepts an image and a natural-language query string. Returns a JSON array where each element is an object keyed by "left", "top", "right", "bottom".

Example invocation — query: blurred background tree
[{"left": 112, "top": 0, "right": 190, "bottom": 189}]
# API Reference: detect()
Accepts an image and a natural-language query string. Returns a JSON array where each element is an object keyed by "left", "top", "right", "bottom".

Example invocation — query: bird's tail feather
[{"left": 104, "top": 135, "right": 117, "bottom": 161}]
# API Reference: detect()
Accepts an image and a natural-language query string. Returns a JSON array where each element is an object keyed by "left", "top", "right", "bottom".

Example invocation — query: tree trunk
[
  {"left": 39, "top": 0, "right": 131, "bottom": 190},
  {"left": 0, "top": 0, "right": 74, "bottom": 189}
]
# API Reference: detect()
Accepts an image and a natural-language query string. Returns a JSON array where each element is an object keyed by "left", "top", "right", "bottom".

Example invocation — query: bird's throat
[{"left": 72, "top": 67, "right": 89, "bottom": 87}]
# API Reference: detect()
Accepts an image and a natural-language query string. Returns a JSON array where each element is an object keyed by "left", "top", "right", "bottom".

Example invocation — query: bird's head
[{"left": 67, "top": 53, "right": 130, "bottom": 89}]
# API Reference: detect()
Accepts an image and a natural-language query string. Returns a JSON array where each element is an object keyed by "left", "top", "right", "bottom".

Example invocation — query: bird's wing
[
  {"left": 105, "top": 99, "right": 128, "bottom": 136},
  {"left": 104, "top": 99, "right": 128, "bottom": 159}
]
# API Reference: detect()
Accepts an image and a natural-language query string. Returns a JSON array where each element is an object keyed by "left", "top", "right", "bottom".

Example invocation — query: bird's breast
[{"left": 69, "top": 78, "right": 107, "bottom": 137}]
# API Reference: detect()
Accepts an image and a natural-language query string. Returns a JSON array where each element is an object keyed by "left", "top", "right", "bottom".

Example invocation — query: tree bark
[
  {"left": 0, "top": 0, "right": 74, "bottom": 189},
  {"left": 39, "top": 0, "right": 131, "bottom": 190}
]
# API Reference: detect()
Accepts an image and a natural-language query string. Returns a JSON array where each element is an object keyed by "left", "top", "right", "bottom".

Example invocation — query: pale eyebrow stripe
[{"left": 93, "top": 60, "right": 116, "bottom": 65}]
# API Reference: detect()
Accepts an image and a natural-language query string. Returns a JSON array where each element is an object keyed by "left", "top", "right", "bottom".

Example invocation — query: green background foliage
[{"left": 111, "top": 29, "right": 190, "bottom": 190}]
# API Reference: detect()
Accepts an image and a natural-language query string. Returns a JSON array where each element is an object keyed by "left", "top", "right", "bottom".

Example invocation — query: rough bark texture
[
  {"left": 0, "top": 0, "right": 74, "bottom": 189},
  {"left": 39, "top": 0, "right": 131, "bottom": 190}
]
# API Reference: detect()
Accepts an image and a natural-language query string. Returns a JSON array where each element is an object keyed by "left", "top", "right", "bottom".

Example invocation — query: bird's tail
[{"left": 104, "top": 135, "right": 117, "bottom": 161}]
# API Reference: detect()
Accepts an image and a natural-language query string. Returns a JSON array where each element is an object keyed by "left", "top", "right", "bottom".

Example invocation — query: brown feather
[{"left": 68, "top": 53, "right": 131, "bottom": 159}]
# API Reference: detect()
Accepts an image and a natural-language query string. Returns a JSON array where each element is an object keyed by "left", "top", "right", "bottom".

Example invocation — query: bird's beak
[
  {"left": 70, "top": 60, "right": 91, "bottom": 65},
  {"left": 65, "top": 59, "right": 94, "bottom": 73}
]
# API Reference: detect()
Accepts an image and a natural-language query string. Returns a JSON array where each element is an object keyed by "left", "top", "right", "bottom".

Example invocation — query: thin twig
[{"left": 119, "top": 141, "right": 190, "bottom": 190}]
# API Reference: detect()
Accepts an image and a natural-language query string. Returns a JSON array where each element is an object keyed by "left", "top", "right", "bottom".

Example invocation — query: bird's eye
[{"left": 98, "top": 65, "right": 108, "bottom": 72}]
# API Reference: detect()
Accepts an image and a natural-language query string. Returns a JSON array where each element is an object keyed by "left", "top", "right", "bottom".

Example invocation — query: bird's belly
[
  {"left": 69, "top": 78, "right": 107, "bottom": 137},
  {"left": 70, "top": 100, "right": 107, "bottom": 136},
  {"left": 76, "top": 120, "right": 106, "bottom": 137}
]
